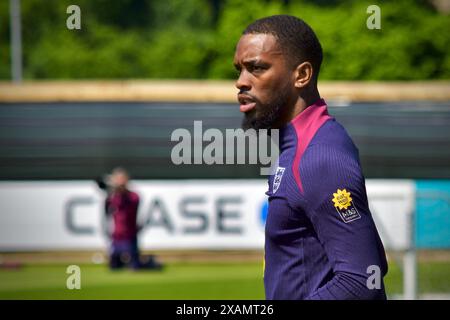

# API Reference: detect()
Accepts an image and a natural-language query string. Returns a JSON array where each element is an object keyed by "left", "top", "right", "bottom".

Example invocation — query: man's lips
[
  {"left": 238, "top": 94, "right": 257, "bottom": 113},
  {"left": 240, "top": 102, "right": 256, "bottom": 113}
]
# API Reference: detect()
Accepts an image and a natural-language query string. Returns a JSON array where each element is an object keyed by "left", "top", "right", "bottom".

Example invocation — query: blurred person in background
[{"left": 97, "top": 167, "right": 162, "bottom": 270}]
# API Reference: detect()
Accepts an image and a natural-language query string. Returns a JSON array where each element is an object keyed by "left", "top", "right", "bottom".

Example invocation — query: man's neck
[
  {"left": 300, "top": 87, "right": 321, "bottom": 112},
  {"left": 276, "top": 87, "right": 321, "bottom": 129},
  {"left": 113, "top": 187, "right": 128, "bottom": 195}
]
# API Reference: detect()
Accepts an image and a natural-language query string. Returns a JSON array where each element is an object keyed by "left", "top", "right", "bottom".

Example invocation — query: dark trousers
[{"left": 109, "top": 237, "right": 140, "bottom": 270}]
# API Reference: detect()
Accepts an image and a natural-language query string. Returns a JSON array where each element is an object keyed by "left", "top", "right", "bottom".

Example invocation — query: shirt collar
[{"left": 279, "top": 98, "right": 329, "bottom": 151}]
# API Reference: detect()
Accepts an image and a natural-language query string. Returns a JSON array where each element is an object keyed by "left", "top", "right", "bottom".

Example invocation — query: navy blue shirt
[{"left": 264, "top": 99, "right": 388, "bottom": 300}]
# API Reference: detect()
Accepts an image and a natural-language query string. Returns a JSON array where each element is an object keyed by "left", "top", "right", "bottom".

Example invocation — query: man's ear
[{"left": 294, "top": 61, "right": 314, "bottom": 89}]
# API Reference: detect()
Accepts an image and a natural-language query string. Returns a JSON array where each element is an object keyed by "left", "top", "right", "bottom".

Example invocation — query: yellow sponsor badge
[{"left": 332, "top": 189, "right": 361, "bottom": 223}]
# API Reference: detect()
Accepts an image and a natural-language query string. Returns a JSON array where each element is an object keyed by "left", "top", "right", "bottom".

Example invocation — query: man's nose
[{"left": 235, "top": 70, "right": 251, "bottom": 91}]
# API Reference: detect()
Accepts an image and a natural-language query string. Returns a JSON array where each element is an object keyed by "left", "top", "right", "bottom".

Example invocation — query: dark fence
[{"left": 0, "top": 101, "right": 449, "bottom": 180}]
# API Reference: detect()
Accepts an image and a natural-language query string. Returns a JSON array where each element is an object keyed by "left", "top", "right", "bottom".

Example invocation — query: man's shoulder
[
  {"left": 302, "top": 119, "right": 359, "bottom": 164},
  {"left": 278, "top": 118, "right": 362, "bottom": 196},
  {"left": 311, "top": 118, "right": 356, "bottom": 150},
  {"left": 297, "top": 120, "right": 363, "bottom": 191}
]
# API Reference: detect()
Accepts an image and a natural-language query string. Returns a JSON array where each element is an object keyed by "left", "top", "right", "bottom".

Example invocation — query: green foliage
[
  {"left": 289, "top": 0, "right": 450, "bottom": 80},
  {"left": 0, "top": 0, "right": 448, "bottom": 80}
]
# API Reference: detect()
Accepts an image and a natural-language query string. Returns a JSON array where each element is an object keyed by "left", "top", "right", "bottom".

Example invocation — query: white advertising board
[{"left": 0, "top": 180, "right": 414, "bottom": 251}]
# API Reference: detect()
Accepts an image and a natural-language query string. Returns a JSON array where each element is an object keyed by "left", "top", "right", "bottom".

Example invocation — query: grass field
[{"left": 0, "top": 261, "right": 449, "bottom": 299}]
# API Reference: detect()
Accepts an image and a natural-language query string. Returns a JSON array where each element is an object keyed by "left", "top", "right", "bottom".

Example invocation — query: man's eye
[{"left": 251, "top": 65, "right": 265, "bottom": 73}]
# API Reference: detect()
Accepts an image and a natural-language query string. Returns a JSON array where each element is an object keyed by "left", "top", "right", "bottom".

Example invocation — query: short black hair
[{"left": 243, "top": 15, "right": 323, "bottom": 80}]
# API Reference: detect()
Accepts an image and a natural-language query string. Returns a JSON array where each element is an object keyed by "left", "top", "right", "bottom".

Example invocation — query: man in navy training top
[{"left": 234, "top": 15, "right": 388, "bottom": 300}]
